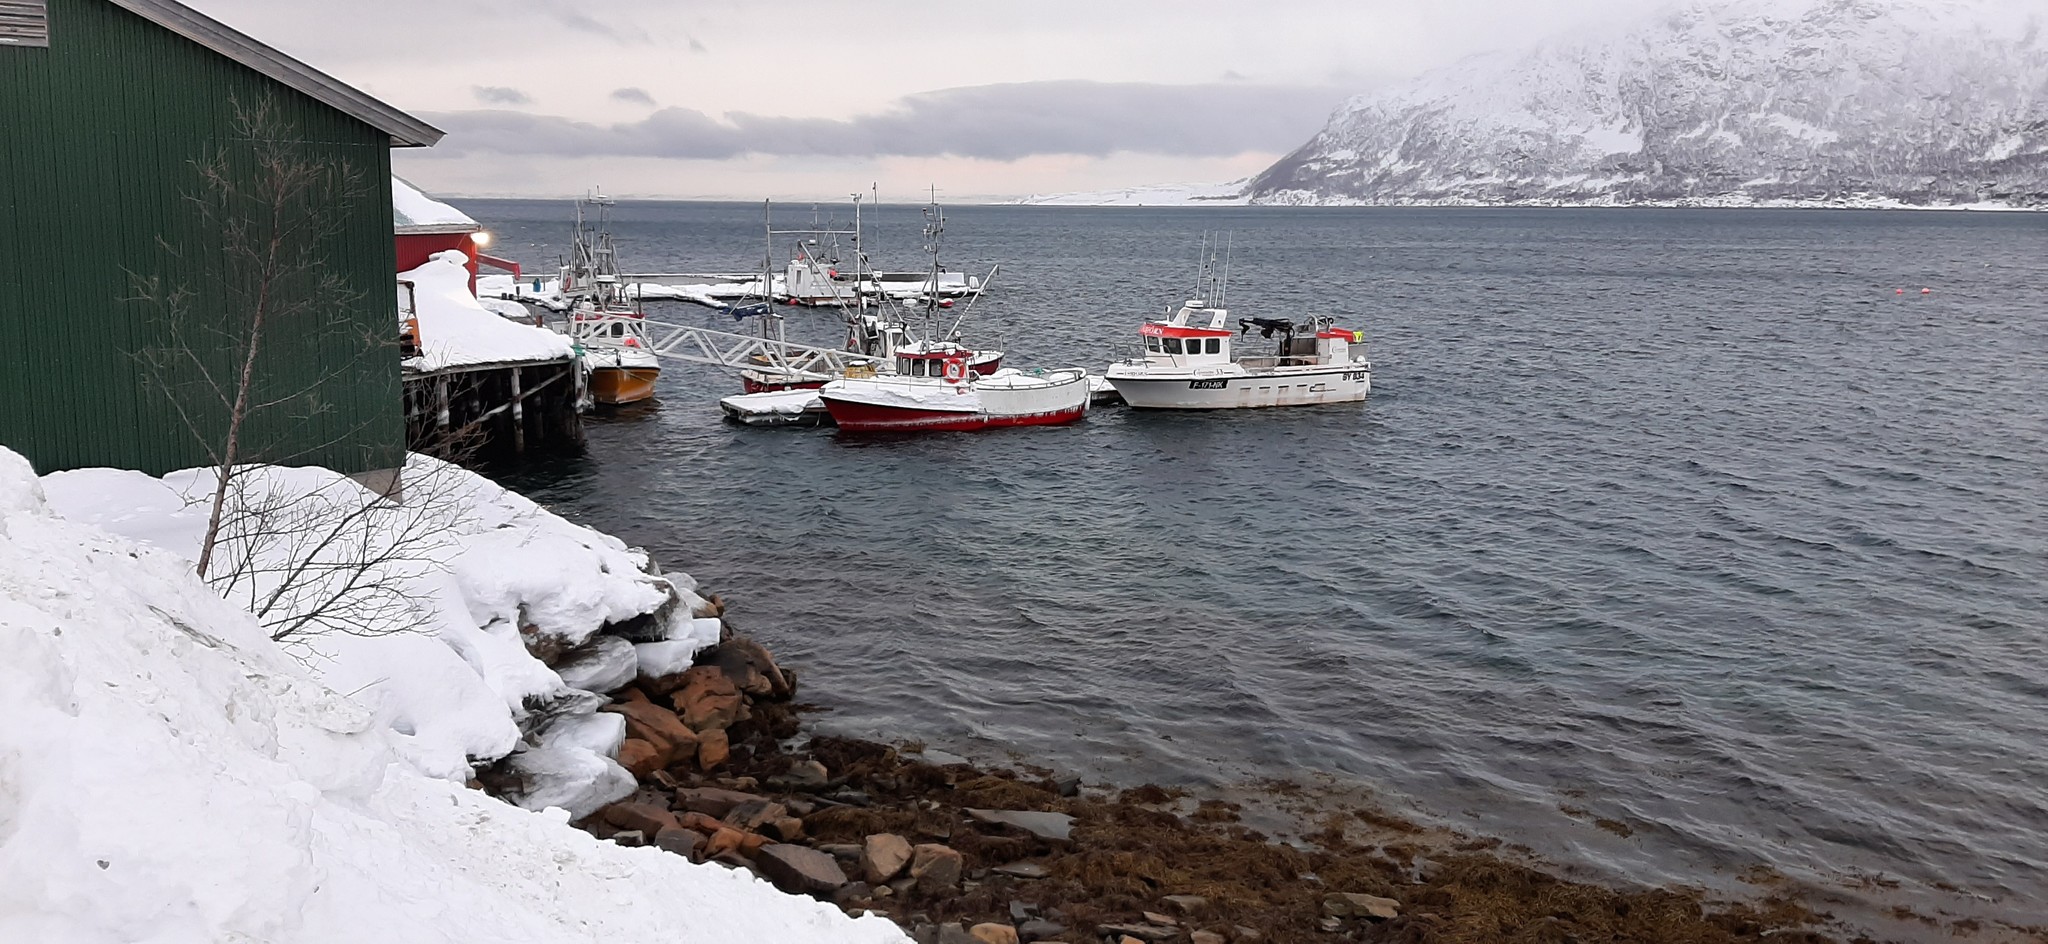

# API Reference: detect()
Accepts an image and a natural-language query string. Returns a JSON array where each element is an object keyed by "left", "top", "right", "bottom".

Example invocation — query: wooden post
[{"left": 510, "top": 366, "right": 525, "bottom": 455}]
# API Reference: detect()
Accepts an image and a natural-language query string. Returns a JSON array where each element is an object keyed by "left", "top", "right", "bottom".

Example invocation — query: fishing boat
[
  {"left": 817, "top": 199, "right": 1087, "bottom": 431},
  {"left": 557, "top": 191, "right": 660, "bottom": 405},
  {"left": 1104, "top": 237, "right": 1370, "bottom": 410},
  {"left": 817, "top": 349, "right": 1091, "bottom": 432},
  {"left": 743, "top": 193, "right": 1001, "bottom": 394}
]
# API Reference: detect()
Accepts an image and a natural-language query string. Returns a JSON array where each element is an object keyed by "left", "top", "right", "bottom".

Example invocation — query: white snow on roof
[
  {"left": 0, "top": 445, "right": 910, "bottom": 944},
  {"left": 393, "top": 175, "right": 479, "bottom": 232},
  {"left": 403, "top": 250, "right": 575, "bottom": 371}
]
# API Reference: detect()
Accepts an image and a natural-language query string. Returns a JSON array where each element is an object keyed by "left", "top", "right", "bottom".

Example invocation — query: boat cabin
[
  {"left": 894, "top": 345, "right": 973, "bottom": 381},
  {"left": 1137, "top": 300, "right": 1234, "bottom": 367},
  {"left": 1137, "top": 301, "right": 1364, "bottom": 369}
]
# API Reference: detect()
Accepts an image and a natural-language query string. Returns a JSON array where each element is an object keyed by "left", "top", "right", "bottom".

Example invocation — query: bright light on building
[{"left": 472, "top": 230, "right": 494, "bottom": 249}]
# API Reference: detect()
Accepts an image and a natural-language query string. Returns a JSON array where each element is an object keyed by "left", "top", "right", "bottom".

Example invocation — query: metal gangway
[{"left": 572, "top": 311, "right": 878, "bottom": 380}]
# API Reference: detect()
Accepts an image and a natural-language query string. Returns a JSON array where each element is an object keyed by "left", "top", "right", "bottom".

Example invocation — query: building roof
[
  {"left": 108, "top": 0, "right": 443, "bottom": 148},
  {"left": 392, "top": 176, "right": 480, "bottom": 234}
]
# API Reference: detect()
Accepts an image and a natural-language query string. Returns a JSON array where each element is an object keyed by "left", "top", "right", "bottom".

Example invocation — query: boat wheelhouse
[{"left": 1103, "top": 236, "right": 1370, "bottom": 410}]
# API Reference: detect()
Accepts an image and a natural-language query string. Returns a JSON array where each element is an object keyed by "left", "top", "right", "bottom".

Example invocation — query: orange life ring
[{"left": 942, "top": 357, "right": 967, "bottom": 384}]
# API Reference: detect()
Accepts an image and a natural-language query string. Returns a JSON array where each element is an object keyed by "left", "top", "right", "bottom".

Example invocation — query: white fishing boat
[
  {"left": 818, "top": 350, "right": 1091, "bottom": 432},
  {"left": 816, "top": 199, "right": 1088, "bottom": 432},
  {"left": 1104, "top": 237, "right": 1370, "bottom": 410}
]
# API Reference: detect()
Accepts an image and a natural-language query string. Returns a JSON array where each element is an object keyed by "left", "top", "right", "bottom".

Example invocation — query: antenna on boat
[{"left": 1220, "top": 232, "right": 1233, "bottom": 308}]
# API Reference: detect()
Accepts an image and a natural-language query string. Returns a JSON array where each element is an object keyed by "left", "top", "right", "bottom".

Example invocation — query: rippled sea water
[{"left": 478, "top": 201, "right": 2048, "bottom": 927}]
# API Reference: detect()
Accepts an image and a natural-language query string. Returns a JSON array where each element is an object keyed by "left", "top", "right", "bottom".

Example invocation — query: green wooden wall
[{"left": 0, "top": 0, "right": 404, "bottom": 476}]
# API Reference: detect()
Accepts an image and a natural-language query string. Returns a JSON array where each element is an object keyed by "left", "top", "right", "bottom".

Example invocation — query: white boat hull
[{"left": 1106, "top": 364, "right": 1370, "bottom": 410}]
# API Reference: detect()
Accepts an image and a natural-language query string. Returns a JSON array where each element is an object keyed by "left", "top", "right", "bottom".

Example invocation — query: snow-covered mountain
[{"left": 1247, "top": 0, "right": 2048, "bottom": 208}]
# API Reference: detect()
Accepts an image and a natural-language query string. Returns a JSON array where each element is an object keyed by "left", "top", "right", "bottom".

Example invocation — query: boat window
[
  {"left": 611, "top": 323, "right": 625, "bottom": 337},
  {"left": 1145, "top": 337, "right": 1161, "bottom": 353},
  {"left": 1205, "top": 338, "right": 1221, "bottom": 354},
  {"left": 1164, "top": 338, "right": 1183, "bottom": 355}
]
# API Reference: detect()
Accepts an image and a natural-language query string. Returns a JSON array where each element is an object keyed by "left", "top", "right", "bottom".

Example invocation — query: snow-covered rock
[
  {"left": 0, "top": 445, "right": 908, "bottom": 944},
  {"left": 1248, "top": 0, "right": 2048, "bottom": 208}
]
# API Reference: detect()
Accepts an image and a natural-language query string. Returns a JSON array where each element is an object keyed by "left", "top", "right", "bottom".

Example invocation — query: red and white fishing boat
[
  {"left": 1104, "top": 236, "right": 1370, "bottom": 410},
  {"left": 818, "top": 344, "right": 1090, "bottom": 431}
]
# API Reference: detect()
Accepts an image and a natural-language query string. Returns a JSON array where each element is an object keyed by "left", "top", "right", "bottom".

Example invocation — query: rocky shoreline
[{"left": 481, "top": 589, "right": 1865, "bottom": 944}]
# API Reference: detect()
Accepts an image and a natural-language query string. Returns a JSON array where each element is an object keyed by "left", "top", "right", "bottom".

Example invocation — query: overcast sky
[{"left": 186, "top": 0, "right": 1667, "bottom": 201}]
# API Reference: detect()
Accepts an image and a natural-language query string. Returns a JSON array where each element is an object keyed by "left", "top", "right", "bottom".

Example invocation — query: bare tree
[
  {"left": 131, "top": 94, "right": 381, "bottom": 578},
  {"left": 131, "top": 95, "right": 470, "bottom": 643}
]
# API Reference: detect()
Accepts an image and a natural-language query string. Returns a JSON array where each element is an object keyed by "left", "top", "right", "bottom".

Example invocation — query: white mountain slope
[{"left": 1247, "top": 0, "right": 2048, "bottom": 207}]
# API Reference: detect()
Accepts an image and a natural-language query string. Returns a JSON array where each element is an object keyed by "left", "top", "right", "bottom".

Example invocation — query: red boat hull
[{"left": 820, "top": 397, "right": 1086, "bottom": 432}]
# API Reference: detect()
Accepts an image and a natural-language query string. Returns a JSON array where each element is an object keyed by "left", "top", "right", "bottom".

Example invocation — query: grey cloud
[
  {"left": 611, "top": 87, "right": 657, "bottom": 106},
  {"left": 687, "top": 35, "right": 707, "bottom": 53},
  {"left": 425, "top": 81, "right": 1344, "bottom": 161},
  {"left": 472, "top": 86, "right": 533, "bottom": 106}
]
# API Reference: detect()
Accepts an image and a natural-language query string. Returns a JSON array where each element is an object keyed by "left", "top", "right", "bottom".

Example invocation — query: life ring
[{"left": 942, "top": 357, "right": 967, "bottom": 384}]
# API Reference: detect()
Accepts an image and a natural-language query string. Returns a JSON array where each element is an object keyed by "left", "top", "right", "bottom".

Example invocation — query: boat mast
[{"left": 921, "top": 185, "right": 944, "bottom": 343}]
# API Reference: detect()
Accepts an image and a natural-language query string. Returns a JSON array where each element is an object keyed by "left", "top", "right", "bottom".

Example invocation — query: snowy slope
[
  {"left": 1248, "top": 0, "right": 2048, "bottom": 207},
  {"left": 1007, "top": 178, "right": 1253, "bottom": 206},
  {"left": 0, "top": 446, "right": 908, "bottom": 944}
]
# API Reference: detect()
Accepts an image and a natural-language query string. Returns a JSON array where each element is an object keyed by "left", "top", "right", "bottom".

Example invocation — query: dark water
[{"left": 476, "top": 201, "right": 2048, "bottom": 925}]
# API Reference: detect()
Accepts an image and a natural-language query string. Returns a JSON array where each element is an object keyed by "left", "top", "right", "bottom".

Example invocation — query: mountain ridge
[{"left": 1244, "top": 0, "right": 2048, "bottom": 208}]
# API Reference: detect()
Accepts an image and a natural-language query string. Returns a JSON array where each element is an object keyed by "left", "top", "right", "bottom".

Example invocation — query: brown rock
[
  {"left": 860, "top": 833, "right": 914, "bottom": 884},
  {"left": 653, "top": 827, "right": 703, "bottom": 860},
  {"left": 754, "top": 843, "right": 849, "bottom": 897},
  {"left": 1323, "top": 892, "right": 1400, "bottom": 920},
  {"left": 968, "top": 924, "right": 1019, "bottom": 944},
  {"left": 671, "top": 666, "right": 743, "bottom": 732},
  {"left": 909, "top": 843, "right": 964, "bottom": 894},
  {"left": 724, "top": 799, "right": 789, "bottom": 832},
  {"left": 1143, "top": 911, "right": 1177, "bottom": 927},
  {"left": 1162, "top": 895, "right": 1208, "bottom": 915},
  {"left": 676, "top": 786, "right": 762, "bottom": 819},
  {"left": 678, "top": 810, "right": 726, "bottom": 833},
  {"left": 1100, "top": 924, "right": 1178, "bottom": 943},
  {"left": 610, "top": 829, "right": 646, "bottom": 846},
  {"left": 765, "top": 817, "right": 805, "bottom": 842},
  {"left": 601, "top": 801, "right": 680, "bottom": 836},
  {"left": 704, "top": 827, "right": 747, "bottom": 859},
  {"left": 696, "top": 728, "right": 731, "bottom": 770},
  {"left": 601, "top": 701, "right": 699, "bottom": 766},
  {"left": 712, "top": 637, "right": 792, "bottom": 699},
  {"left": 737, "top": 831, "right": 772, "bottom": 855},
  {"left": 1190, "top": 933, "right": 1225, "bottom": 944},
  {"left": 615, "top": 738, "right": 662, "bottom": 778}
]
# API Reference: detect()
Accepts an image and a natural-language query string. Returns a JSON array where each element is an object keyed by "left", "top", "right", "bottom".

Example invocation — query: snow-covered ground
[
  {"left": 402, "top": 250, "right": 575, "bottom": 372},
  {"left": 0, "top": 446, "right": 908, "bottom": 943},
  {"left": 1006, "top": 178, "right": 1252, "bottom": 207}
]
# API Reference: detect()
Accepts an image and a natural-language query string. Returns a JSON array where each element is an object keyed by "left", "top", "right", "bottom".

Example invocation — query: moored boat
[
  {"left": 555, "top": 192, "right": 662, "bottom": 405},
  {"left": 818, "top": 346, "right": 1090, "bottom": 432},
  {"left": 1104, "top": 237, "right": 1370, "bottom": 410}
]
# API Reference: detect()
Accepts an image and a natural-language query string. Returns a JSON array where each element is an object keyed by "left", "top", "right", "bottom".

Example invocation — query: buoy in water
[
  {"left": 1921, "top": 287, "right": 1931, "bottom": 294},
  {"left": 1895, "top": 288, "right": 1905, "bottom": 295}
]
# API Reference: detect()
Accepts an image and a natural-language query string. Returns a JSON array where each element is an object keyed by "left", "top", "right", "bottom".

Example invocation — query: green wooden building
[{"left": 0, "top": 0, "right": 442, "bottom": 476}]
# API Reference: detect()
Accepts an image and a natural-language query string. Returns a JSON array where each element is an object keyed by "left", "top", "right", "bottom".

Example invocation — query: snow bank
[
  {"left": 403, "top": 250, "right": 575, "bottom": 372},
  {"left": 0, "top": 445, "right": 908, "bottom": 944},
  {"left": 39, "top": 455, "right": 712, "bottom": 802}
]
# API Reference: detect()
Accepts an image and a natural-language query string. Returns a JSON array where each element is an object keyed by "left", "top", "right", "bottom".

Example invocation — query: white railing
[{"left": 572, "top": 314, "right": 877, "bottom": 376}]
